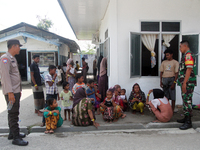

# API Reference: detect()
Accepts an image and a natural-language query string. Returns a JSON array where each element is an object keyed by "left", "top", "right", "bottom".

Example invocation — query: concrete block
[
  {"left": 30, "top": 123, "right": 145, "bottom": 133},
  {"left": 146, "top": 122, "right": 181, "bottom": 129},
  {"left": 0, "top": 126, "right": 28, "bottom": 135}
]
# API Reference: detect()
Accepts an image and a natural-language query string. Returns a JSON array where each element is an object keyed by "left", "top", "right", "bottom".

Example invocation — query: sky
[{"left": 0, "top": 0, "right": 93, "bottom": 50}]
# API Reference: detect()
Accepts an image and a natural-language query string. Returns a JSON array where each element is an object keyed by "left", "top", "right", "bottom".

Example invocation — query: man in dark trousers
[
  {"left": 0, "top": 39, "right": 28, "bottom": 146},
  {"left": 177, "top": 40, "right": 197, "bottom": 130},
  {"left": 30, "top": 54, "right": 44, "bottom": 116}
]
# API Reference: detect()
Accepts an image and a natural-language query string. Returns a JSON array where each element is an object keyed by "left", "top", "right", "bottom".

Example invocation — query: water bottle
[{"left": 7, "top": 101, "right": 13, "bottom": 110}]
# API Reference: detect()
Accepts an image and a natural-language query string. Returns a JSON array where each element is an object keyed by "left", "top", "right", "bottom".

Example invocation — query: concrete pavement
[
  {"left": 0, "top": 128, "right": 200, "bottom": 150},
  {"left": 1, "top": 84, "right": 200, "bottom": 134}
]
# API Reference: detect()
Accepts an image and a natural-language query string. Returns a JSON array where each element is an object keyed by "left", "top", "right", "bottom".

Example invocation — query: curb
[
  {"left": 1, "top": 121, "right": 200, "bottom": 134},
  {"left": 0, "top": 126, "right": 28, "bottom": 135}
]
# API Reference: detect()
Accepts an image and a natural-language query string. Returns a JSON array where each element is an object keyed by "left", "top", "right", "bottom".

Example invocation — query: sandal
[
  {"left": 49, "top": 130, "right": 54, "bottom": 134},
  {"left": 44, "top": 130, "right": 49, "bottom": 134}
]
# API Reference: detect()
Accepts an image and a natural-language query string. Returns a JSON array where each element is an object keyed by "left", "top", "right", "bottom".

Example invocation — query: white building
[
  {"left": 0, "top": 22, "right": 80, "bottom": 82},
  {"left": 58, "top": 0, "right": 200, "bottom": 105}
]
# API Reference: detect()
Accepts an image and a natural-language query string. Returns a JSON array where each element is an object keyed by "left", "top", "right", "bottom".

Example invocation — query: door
[
  {"left": 130, "top": 32, "right": 141, "bottom": 77},
  {"left": 182, "top": 34, "right": 199, "bottom": 74},
  {"left": 15, "top": 49, "right": 27, "bottom": 81}
]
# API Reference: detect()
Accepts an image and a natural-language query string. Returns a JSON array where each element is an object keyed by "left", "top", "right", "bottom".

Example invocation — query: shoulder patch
[
  {"left": 2, "top": 58, "right": 8, "bottom": 64},
  {"left": 186, "top": 53, "right": 191, "bottom": 60}
]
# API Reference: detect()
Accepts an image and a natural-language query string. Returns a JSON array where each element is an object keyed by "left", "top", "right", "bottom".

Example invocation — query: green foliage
[
  {"left": 36, "top": 15, "right": 53, "bottom": 31},
  {"left": 78, "top": 42, "right": 96, "bottom": 54}
]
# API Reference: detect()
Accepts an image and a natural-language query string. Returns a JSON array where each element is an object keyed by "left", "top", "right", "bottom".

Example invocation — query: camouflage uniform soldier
[{"left": 177, "top": 40, "right": 197, "bottom": 130}]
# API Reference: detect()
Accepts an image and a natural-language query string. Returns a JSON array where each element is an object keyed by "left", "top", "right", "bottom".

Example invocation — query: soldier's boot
[
  {"left": 179, "top": 115, "right": 192, "bottom": 130},
  {"left": 177, "top": 116, "right": 186, "bottom": 123}
]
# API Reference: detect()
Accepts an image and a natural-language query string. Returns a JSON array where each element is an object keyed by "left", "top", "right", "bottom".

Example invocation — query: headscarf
[
  {"left": 73, "top": 88, "right": 86, "bottom": 108},
  {"left": 132, "top": 83, "right": 143, "bottom": 101},
  {"left": 153, "top": 89, "right": 164, "bottom": 99},
  {"left": 66, "top": 58, "right": 73, "bottom": 70},
  {"left": 100, "top": 57, "right": 107, "bottom": 77}
]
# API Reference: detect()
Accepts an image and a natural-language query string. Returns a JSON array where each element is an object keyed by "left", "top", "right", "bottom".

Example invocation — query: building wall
[{"left": 99, "top": 0, "right": 200, "bottom": 105}]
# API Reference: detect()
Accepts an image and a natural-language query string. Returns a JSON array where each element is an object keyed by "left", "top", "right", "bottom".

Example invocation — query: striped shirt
[{"left": 45, "top": 73, "right": 58, "bottom": 94}]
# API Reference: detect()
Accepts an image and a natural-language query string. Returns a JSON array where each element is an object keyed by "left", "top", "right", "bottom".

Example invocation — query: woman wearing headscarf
[
  {"left": 98, "top": 57, "right": 108, "bottom": 102},
  {"left": 146, "top": 89, "right": 173, "bottom": 123},
  {"left": 66, "top": 58, "right": 76, "bottom": 92},
  {"left": 72, "top": 88, "right": 99, "bottom": 128},
  {"left": 128, "top": 83, "right": 146, "bottom": 114}
]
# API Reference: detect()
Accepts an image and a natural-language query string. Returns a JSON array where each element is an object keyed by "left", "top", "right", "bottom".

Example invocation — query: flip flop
[
  {"left": 44, "top": 130, "right": 49, "bottom": 134},
  {"left": 49, "top": 130, "right": 54, "bottom": 134}
]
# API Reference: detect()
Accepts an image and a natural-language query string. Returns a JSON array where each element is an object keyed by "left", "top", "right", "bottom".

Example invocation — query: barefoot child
[
  {"left": 120, "top": 89, "right": 128, "bottom": 111},
  {"left": 72, "top": 73, "right": 86, "bottom": 95},
  {"left": 44, "top": 98, "right": 63, "bottom": 134},
  {"left": 94, "top": 84, "right": 101, "bottom": 115},
  {"left": 100, "top": 90, "right": 115, "bottom": 123},
  {"left": 60, "top": 81, "right": 73, "bottom": 121}
]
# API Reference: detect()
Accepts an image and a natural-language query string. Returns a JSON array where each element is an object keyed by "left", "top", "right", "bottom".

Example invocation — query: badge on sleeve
[
  {"left": 2, "top": 58, "right": 8, "bottom": 64},
  {"left": 185, "top": 53, "right": 194, "bottom": 66}
]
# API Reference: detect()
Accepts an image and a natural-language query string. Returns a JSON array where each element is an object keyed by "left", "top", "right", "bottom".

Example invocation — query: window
[
  {"left": 31, "top": 52, "right": 56, "bottom": 67},
  {"left": 182, "top": 34, "right": 199, "bottom": 74},
  {"left": 130, "top": 21, "right": 180, "bottom": 77},
  {"left": 162, "top": 22, "right": 180, "bottom": 32},
  {"left": 130, "top": 33, "right": 141, "bottom": 77},
  {"left": 141, "top": 22, "right": 159, "bottom": 31}
]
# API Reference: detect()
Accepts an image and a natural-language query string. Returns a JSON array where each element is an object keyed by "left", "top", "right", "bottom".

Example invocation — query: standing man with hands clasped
[
  {"left": 177, "top": 40, "right": 197, "bottom": 130},
  {"left": 0, "top": 39, "right": 28, "bottom": 146},
  {"left": 160, "top": 49, "right": 179, "bottom": 112},
  {"left": 30, "top": 54, "right": 45, "bottom": 116}
]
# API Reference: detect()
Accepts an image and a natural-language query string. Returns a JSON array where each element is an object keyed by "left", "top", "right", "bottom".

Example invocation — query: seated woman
[
  {"left": 72, "top": 88, "right": 99, "bottom": 128},
  {"left": 128, "top": 83, "right": 146, "bottom": 114},
  {"left": 146, "top": 89, "right": 173, "bottom": 123},
  {"left": 44, "top": 98, "right": 63, "bottom": 134}
]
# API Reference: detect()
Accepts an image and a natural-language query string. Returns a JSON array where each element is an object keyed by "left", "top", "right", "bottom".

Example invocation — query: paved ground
[
  {"left": 0, "top": 128, "right": 200, "bottom": 150},
  {"left": 1, "top": 84, "right": 200, "bottom": 133}
]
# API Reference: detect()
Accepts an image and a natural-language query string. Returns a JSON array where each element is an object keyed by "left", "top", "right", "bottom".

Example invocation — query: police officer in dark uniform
[{"left": 0, "top": 39, "right": 28, "bottom": 146}]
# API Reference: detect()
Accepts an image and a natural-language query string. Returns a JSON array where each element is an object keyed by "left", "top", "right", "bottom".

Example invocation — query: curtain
[
  {"left": 141, "top": 34, "right": 157, "bottom": 68},
  {"left": 162, "top": 34, "right": 175, "bottom": 60},
  {"left": 162, "top": 34, "right": 175, "bottom": 47}
]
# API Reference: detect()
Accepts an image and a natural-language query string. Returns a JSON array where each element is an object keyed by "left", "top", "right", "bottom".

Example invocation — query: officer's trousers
[
  {"left": 5, "top": 93, "right": 20, "bottom": 139},
  {"left": 181, "top": 86, "right": 194, "bottom": 117}
]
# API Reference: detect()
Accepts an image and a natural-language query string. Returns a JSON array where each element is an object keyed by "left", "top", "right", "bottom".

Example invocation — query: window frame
[{"left": 129, "top": 20, "right": 181, "bottom": 78}]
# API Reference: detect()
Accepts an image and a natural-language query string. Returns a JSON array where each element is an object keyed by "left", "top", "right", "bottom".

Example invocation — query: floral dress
[
  {"left": 128, "top": 91, "right": 146, "bottom": 110},
  {"left": 72, "top": 98, "right": 93, "bottom": 126}
]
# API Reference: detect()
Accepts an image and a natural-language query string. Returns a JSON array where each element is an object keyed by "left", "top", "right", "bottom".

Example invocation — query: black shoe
[
  {"left": 12, "top": 138, "right": 28, "bottom": 146},
  {"left": 8, "top": 133, "right": 26, "bottom": 140},
  {"left": 177, "top": 116, "right": 186, "bottom": 123},
  {"left": 179, "top": 116, "right": 192, "bottom": 130}
]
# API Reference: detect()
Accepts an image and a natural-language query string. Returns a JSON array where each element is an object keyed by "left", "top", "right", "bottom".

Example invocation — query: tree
[
  {"left": 78, "top": 41, "right": 96, "bottom": 54},
  {"left": 36, "top": 15, "right": 53, "bottom": 31}
]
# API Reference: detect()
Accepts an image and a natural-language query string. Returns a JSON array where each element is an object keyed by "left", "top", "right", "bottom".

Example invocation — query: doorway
[{"left": 15, "top": 49, "right": 27, "bottom": 81}]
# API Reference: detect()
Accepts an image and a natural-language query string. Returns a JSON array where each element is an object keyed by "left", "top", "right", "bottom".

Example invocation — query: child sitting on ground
[
  {"left": 94, "top": 83, "right": 101, "bottom": 115},
  {"left": 100, "top": 90, "right": 116, "bottom": 123},
  {"left": 120, "top": 89, "right": 128, "bottom": 111},
  {"left": 44, "top": 98, "right": 63, "bottom": 134},
  {"left": 72, "top": 73, "right": 86, "bottom": 95},
  {"left": 86, "top": 80, "right": 96, "bottom": 112},
  {"left": 60, "top": 81, "right": 73, "bottom": 121}
]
